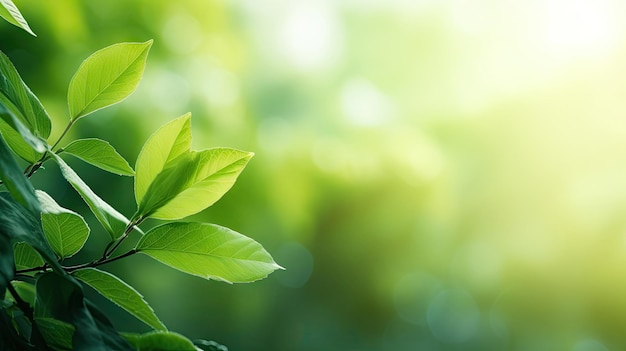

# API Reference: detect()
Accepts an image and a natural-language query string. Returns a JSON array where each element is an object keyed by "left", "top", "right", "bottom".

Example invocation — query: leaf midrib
[{"left": 73, "top": 48, "right": 145, "bottom": 119}]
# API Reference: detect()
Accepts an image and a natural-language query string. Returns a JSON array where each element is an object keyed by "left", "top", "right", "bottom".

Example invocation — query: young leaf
[
  {"left": 138, "top": 148, "right": 253, "bottom": 220},
  {"left": 0, "top": 50, "right": 51, "bottom": 138},
  {"left": 51, "top": 153, "right": 129, "bottom": 240},
  {"left": 122, "top": 331, "right": 198, "bottom": 351},
  {"left": 68, "top": 40, "right": 153, "bottom": 120},
  {"left": 63, "top": 138, "right": 134, "bottom": 176},
  {"left": 0, "top": 0, "right": 35, "bottom": 36},
  {"left": 136, "top": 222, "right": 282, "bottom": 283},
  {"left": 36, "top": 190, "right": 90, "bottom": 259},
  {"left": 134, "top": 113, "right": 192, "bottom": 205},
  {"left": 73, "top": 268, "right": 167, "bottom": 331},
  {"left": 13, "top": 242, "right": 44, "bottom": 271}
]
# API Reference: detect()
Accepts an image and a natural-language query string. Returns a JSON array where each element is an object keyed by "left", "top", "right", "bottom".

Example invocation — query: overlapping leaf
[
  {"left": 51, "top": 153, "right": 129, "bottom": 240},
  {"left": 63, "top": 138, "right": 134, "bottom": 176},
  {"left": 0, "top": 103, "right": 46, "bottom": 160},
  {"left": 36, "top": 190, "right": 89, "bottom": 259},
  {"left": 134, "top": 114, "right": 253, "bottom": 220},
  {"left": 0, "top": 0, "right": 35, "bottom": 36},
  {"left": 35, "top": 272, "right": 134, "bottom": 351},
  {"left": 0, "top": 50, "right": 50, "bottom": 161},
  {"left": 73, "top": 268, "right": 166, "bottom": 331},
  {"left": 68, "top": 40, "right": 152, "bottom": 120},
  {"left": 0, "top": 134, "right": 60, "bottom": 274},
  {"left": 136, "top": 222, "right": 282, "bottom": 283},
  {"left": 13, "top": 242, "right": 43, "bottom": 271},
  {"left": 134, "top": 113, "right": 192, "bottom": 205}
]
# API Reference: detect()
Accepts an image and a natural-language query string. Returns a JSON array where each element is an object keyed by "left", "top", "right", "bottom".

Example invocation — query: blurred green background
[{"left": 4, "top": 0, "right": 626, "bottom": 349}]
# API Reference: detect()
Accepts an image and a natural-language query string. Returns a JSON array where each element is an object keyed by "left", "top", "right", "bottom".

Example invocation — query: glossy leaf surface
[
  {"left": 37, "top": 190, "right": 90, "bottom": 259},
  {"left": 73, "top": 268, "right": 167, "bottom": 331},
  {"left": 68, "top": 41, "right": 152, "bottom": 120},
  {"left": 63, "top": 138, "right": 134, "bottom": 176},
  {"left": 136, "top": 222, "right": 282, "bottom": 283}
]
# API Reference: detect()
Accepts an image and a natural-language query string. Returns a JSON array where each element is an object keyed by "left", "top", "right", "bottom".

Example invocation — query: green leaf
[
  {"left": 35, "top": 272, "right": 134, "bottom": 351},
  {"left": 68, "top": 40, "right": 153, "bottom": 120},
  {"left": 9, "top": 281, "right": 35, "bottom": 307},
  {"left": 51, "top": 153, "right": 129, "bottom": 240},
  {"left": 13, "top": 242, "right": 44, "bottom": 271},
  {"left": 63, "top": 138, "right": 134, "bottom": 176},
  {"left": 136, "top": 222, "right": 282, "bottom": 283},
  {"left": 0, "top": 0, "right": 35, "bottom": 36},
  {"left": 0, "top": 103, "right": 47, "bottom": 158},
  {"left": 0, "top": 235, "right": 12, "bottom": 296},
  {"left": 73, "top": 268, "right": 167, "bottom": 331},
  {"left": 0, "top": 132, "right": 40, "bottom": 214},
  {"left": 134, "top": 113, "right": 192, "bottom": 206},
  {"left": 84, "top": 299, "right": 136, "bottom": 351},
  {"left": 138, "top": 148, "right": 253, "bottom": 220},
  {"left": 0, "top": 193, "right": 61, "bottom": 275},
  {"left": 35, "top": 317, "right": 74, "bottom": 351},
  {"left": 134, "top": 114, "right": 253, "bottom": 220},
  {"left": 122, "top": 331, "right": 198, "bottom": 351},
  {"left": 0, "top": 50, "right": 50, "bottom": 138},
  {"left": 36, "top": 190, "right": 89, "bottom": 259}
]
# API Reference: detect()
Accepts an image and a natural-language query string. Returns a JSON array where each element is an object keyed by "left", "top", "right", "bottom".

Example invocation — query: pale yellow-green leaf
[
  {"left": 63, "top": 138, "right": 134, "bottom": 176},
  {"left": 140, "top": 148, "right": 253, "bottom": 220},
  {"left": 136, "top": 222, "right": 282, "bottom": 283},
  {"left": 134, "top": 113, "right": 191, "bottom": 205},
  {"left": 68, "top": 40, "right": 152, "bottom": 120},
  {"left": 0, "top": 0, "right": 35, "bottom": 36}
]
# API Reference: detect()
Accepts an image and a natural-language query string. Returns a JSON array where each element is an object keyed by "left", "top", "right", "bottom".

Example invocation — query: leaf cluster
[{"left": 0, "top": 2, "right": 280, "bottom": 350}]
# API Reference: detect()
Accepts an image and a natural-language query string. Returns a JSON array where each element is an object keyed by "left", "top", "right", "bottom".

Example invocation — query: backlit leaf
[
  {"left": 0, "top": 0, "right": 35, "bottom": 36},
  {"left": 136, "top": 222, "right": 282, "bottom": 283},
  {"left": 73, "top": 268, "right": 167, "bottom": 331},
  {"left": 13, "top": 242, "right": 43, "bottom": 271},
  {"left": 51, "top": 153, "right": 129, "bottom": 240},
  {"left": 63, "top": 138, "right": 134, "bottom": 176},
  {"left": 134, "top": 113, "right": 191, "bottom": 206},
  {"left": 138, "top": 148, "right": 253, "bottom": 220},
  {"left": 35, "top": 317, "right": 74, "bottom": 351},
  {"left": 68, "top": 40, "right": 152, "bottom": 120},
  {"left": 36, "top": 190, "right": 89, "bottom": 259}
]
